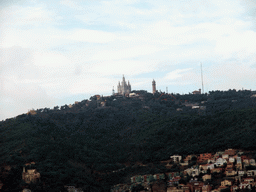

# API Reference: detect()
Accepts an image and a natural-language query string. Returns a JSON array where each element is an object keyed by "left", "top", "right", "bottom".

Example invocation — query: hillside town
[
  {"left": 1, "top": 88, "right": 256, "bottom": 191},
  {"left": 111, "top": 149, "right": 256, "bottom": 192}
]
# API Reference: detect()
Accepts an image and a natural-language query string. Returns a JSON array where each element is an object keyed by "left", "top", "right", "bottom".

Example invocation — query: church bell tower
[{"left": 152, "top": 79, "right": 156, "bottom": 95}]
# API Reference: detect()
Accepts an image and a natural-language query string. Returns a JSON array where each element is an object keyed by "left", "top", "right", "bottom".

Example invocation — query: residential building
[
  {"left": 250, "top": 159, "right": 256, "bottom": 166},
  {"left": 199, "top": 153, "right": 213, "bottom": 162},
  {"left": 225, "top": 169, "right": 237, "bottom": 177},
  {"left": 170, "top": 155, "right": 182, "bottom": 163},
  {"left": 200, "top": 164, "right": 215, "bottom": 172},
  {"left": 187, "top": 181, "right": 204, "bottom": 192},
  {"left": 217, "top": 186, "right": 230, "bottom": 192},
  {"left": 247, "top": 170, "right": 256, "bottom": 177},
  {"left": 231, "top": 185, "right": 239, "bottom": 192},
  {"left": 236, "top": 157, "right": 242, "bottom": 170},
  {"left": 64, "top": 186, "right": 84, "bottom": 192},
  {"left": 221, "top": 179, "right": 233, "bottom": 186},
  {"left": 226, "top": 162, "right": 234, "bottom": 170},
  {"left": 184, "top": 155, "right": 196, "bottom": 163},
  {"left": 192, "top": 89, "right": 201, "bottom": 94},
  {"left": 243, "top": 159, "right": 250, "bottom": 167},
  {"left": 167, "top": 187, "right": 183, "bottom": 192},
  {"left": 215, "top": 151, "right": 225, "bottom": 157},
  {"left": 22, "top": 167, "right": 40, "bottom": 184},
  {"left": 238, "top": 171, "right": 245, "bottom": 176},
  {"left": 202, "top": 185, "right": 212, "bottom": 192},
  {"left": 224, "top": 149, "right": 236, "bottom": 156},
  {"left": 22, "top": 189, "right": 32, "bottom": 192},
  {"left": 168, "top": 176, "right": 181, "bottom": 186},
  {"left": 222, "top": 154, "right": 229, "bottom": 159},
  {"left": 211, "top": 168, "right": 222, "bottom": 174},
  {"left": 236, "top": 163, "right": 243, "bottom": 171},
  {"left": 240, "top": 155, "right": 249, "bottom": 161},
  {"left": 229, "top": 157, "right": 235, "bottom": 163},
  {"left": 243, "top": 178, "right": 254, "bottom": 183},
  {"left": 202, "top": 174, "right": 212, "bottom": 181},
  {"left": 180, "top": 185, "right": 190, "bottom": 192},
  {"left": 215, "top": 158, "right": 227, "bottom": 167},
  {"left": 240, "top": 182, "right": 252, "bottom": 190},
  {"left": 186, "top": 168, "right": 200, "bottom": 177},
  {"left": 207, "top": 159, "right": 215, "bottom": 164}
]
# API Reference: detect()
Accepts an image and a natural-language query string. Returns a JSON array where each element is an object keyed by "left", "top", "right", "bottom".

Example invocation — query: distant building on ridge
[
  {"left": 192, "top": 89, "right": 201, "bottom": 94},
  {"left": 152, "top": 79, "right": 156, "bottom": 95},
  {"left": 117, "top": 75, "right": 131, "bottom": 95}
]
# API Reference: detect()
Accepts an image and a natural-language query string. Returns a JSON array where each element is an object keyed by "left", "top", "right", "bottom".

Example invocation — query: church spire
[
  {"left": 117, "top": 75, "right": 131, "bottom": 95},
  {"left": 112, "top": 86, "right": 115, "bottom": 95}
]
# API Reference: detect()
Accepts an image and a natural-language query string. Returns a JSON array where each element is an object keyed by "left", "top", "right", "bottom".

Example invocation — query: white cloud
[
  {"left": 88, "top": 59, "right": 159, "bottom": 76},
  {"left": 33, "top": 51, "right": 71, "bottom": 67},
  {"left": 68, "top": 75, "right": 115, "bottom": 95},
  {"left": 164, "top": 68, "right": 193, "bottom": 80},
  {"left": 90, "top": 44, "right": 164, "bottom": 61},
  {"left": 0, "top": 72, "right": 55, "bottom": 121},
  {"left": 206, "top": 62, "right": 256, "bottom": 91},
  {"left": 60, "top": 0, "right": 83, "bottom": 10},
  {"left": 68, "top": 29, "right": 117, "bottom": 43},
  {"left": 215, "top": 30, "right": 256, "bottom": 59},
  {"left": 0, "top": 5, "right": 55, "bottom": 27}
]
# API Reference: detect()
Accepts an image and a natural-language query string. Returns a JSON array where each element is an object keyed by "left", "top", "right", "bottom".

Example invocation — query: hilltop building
[
  {"left": 117, "top": 75, "right": 131, "bottom": 95},
  {"left": 22, "top": 167, "right": 40, "bottom": 183},
  {"left": 193, "top": 89, "right": 201, "bottom": 94},
  {"left": 152, "top": 79, "right": 156, "bottom": 95}
]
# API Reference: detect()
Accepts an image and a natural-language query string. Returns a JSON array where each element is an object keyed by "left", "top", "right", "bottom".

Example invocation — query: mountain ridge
[{"left": 1, "top": 89, "right": 256, "bottom": 191}]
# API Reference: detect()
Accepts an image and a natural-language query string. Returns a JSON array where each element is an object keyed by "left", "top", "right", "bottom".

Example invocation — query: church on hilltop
[
  {"left": 117, "top": 75, "right": 131, "bottom": 95},
  {"left": 114, "top": 76, "right": 157, "bottom": 96}
]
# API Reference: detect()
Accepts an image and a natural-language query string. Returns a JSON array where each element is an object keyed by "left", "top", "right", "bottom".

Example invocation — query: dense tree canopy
[{"left": 0, "top": 89, "right": 256, "bottom": 191}]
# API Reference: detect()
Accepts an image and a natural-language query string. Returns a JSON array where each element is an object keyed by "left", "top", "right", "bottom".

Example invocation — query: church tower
[
  {"left": 152, "top": 79, "right": 156, "bottom": 95},
  {"left": 112, "top": 86, "right": 115, "bottom": 95},
  {"left": 117, "top": 75, "right": 131, "bottom": 95}
]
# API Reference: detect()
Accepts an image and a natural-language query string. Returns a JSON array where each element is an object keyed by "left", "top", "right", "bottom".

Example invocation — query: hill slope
[{"left": 1, "top": 90, "right": 256, "bottom": 191}]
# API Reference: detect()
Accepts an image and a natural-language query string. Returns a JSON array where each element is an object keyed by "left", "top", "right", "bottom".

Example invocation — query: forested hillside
[{"left": 1, "top": 89, "right": 256, "bottom": 191}]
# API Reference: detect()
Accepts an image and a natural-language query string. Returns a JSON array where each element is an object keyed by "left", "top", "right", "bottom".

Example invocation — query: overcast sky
[{"left": 1, "top": 0, "right": 256, "bottom": 120}]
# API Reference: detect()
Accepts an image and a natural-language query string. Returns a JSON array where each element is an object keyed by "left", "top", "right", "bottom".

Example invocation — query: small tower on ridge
[
  {"left": 112, "top": 86, "right": 115, "bottom": 96},
  {"left": 152, "top": 79, "right": 156, "bottom": 95}
]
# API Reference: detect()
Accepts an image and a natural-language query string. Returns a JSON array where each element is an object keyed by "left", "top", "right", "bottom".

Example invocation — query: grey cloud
[{"left": 0, "top": 46, "right": 55, "bottom": 120}]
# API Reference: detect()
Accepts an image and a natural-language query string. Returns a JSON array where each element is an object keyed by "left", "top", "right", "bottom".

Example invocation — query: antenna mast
[{"left": 201, "top": 62, "right": 204, "bottom": 94}]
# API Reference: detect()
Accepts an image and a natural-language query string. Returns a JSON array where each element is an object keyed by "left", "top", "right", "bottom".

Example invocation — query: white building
[
  {"left": 214, "top": 158, "right": 227, "bottom": 167},
  {"left": 222, "top": 154, "right": 229, "bottom": 159},
  {"left": 238, "top": 171, "right": 245, "bottom": 176},
  {"left": 117, "top": 75, "right": 131, "bottom": 95},
  {"left": 236, "top": 157, "right": 242, "bottom": 164},
  {"left": 250, "top": 159, "right": 256, "bottom": 166},
  {"left": 247, "top": 170, "right": 256, "bottom": 177},
  {"left": 185, "top": 168, "right": 200, "bottom": 177},
  {"left": 170, "top": 155, "right": 182, "bottom": 163}
]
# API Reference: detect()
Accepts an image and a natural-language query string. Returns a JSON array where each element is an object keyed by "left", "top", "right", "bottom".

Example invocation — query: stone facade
[
  {"left": 117, "top": 75, "right": 131, "bottom": 95},
  {"left": 22, "top": 167, "right": 40, "bottom": 184}
]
